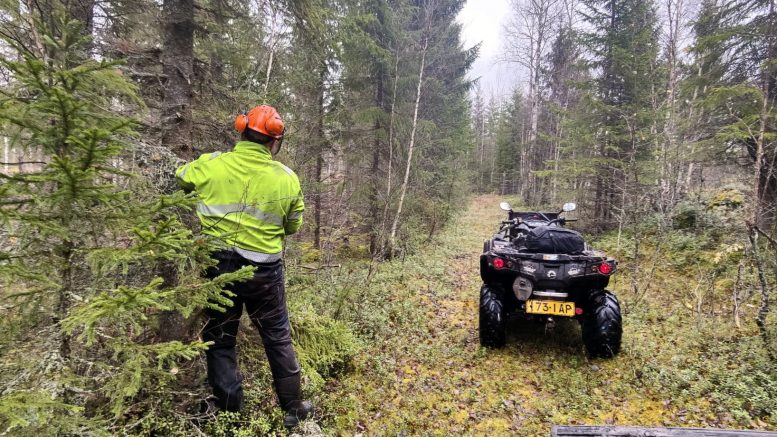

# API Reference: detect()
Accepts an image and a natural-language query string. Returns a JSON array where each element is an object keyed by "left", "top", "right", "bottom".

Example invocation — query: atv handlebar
[
  {"left": 546, "top": 217, "right": 568, "bottom": 226},
  {"left": 501, "top": 216, "right": 577, "bottom": 230}
]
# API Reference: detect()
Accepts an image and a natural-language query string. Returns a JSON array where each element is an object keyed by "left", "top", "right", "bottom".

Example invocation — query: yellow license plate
[{"left": 526, "top": 300, "right": 575, "bottom": 317}]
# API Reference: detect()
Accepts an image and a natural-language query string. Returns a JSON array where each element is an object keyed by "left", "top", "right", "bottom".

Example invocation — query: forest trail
[{"left": 324, "top": 195, "right": 678, "bottom": 436}]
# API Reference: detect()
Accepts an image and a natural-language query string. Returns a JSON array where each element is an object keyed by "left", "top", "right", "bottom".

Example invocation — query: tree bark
[
  {"left": 158, "top": 0, "right": 194, "bottom": 342},
  {"left": 370, "top": 72, "right": 385, "bottom": 255},
  {"left": 660, "top": 0, "right": 685, "bottom": 208},
  {"left": 263, "top": 49, "right": 275, "bottom": 98},
  {"left": 65, "top": 0, "right": 95, "bottom": 37},
  {"left": 314, "top": 62, "right": 327, "bottom": 250},
  {"left": 751, "top": 0, "right": 775, "bottom": 227},
  {"left": 57, "top": 240, "right": 74, "bottom": 363},
  {"left": 377, "top": 51, "right": 401, "bottom": 257},
  {"left": 161, "top": 0, "right": 195, "bottom": 158}
]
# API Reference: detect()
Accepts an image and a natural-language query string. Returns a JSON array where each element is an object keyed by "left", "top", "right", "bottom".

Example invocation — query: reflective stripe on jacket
[{"left": 175, "top": 141, "right": 304, "bottom": 260}]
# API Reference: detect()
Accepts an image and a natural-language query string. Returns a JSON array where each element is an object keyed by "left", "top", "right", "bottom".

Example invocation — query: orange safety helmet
[{"left": 234, "top": 105, "right": 285, "bottom": 139}]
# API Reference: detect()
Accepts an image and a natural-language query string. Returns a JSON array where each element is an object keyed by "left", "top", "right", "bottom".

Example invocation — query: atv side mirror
[
  {"left": 499, "top": 202, "right": 512, "bottom": 211},
  {"left": 562, "top": 202, "right": 577, "bottom": 212}
]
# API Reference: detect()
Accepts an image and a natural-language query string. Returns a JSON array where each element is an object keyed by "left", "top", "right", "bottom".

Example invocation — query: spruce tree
[
  {"left": 579, "top": 0, "right": 660, "bottom": 222},
  {"left": 692, "top": 0, "right": 777, "bottom": 222},
  {"left": 0, "top": 15, "right": 251, "bottom": 433},
  {"left": 541, "top": 26, "right": 584, "bottom": 203},
  {"left": 495, "top": 90, "right": 526, "bottom": 195},
  {"left": 338, "top": 0, "right": 402, "bottom": 255}
]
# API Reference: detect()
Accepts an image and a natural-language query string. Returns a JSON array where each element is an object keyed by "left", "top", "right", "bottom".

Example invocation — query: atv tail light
[
  {"left": 598, "top": 262, "right": 612, "bottom": 275},
  {"left": 575, "top": 308, "right": 583, "bottom": 315},
  {"left": 493, "top": 258, "right": 506, "bottom": 269}
]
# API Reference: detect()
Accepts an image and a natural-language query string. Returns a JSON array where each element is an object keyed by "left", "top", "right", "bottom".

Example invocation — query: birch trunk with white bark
[{"left": 388, "top": 36, "right": 428, "bottom": 255}]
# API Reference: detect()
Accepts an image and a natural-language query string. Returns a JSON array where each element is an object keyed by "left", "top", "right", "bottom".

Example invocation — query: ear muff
[
  {"left": 264, "top": 113, "right": 285, "bottom": 138},
  {"left": 237, "top": 106, "right": 286, "bottom": 138},
  {"left": 234, "top": 110, "right": 248, "bottom": 133}
]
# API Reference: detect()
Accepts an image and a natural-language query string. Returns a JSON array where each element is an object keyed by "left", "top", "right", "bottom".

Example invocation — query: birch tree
[
  {"left": 388, "top": 24, "right": 428, "bottom": 255},
  {"left": 504, "top": 0, "right": 560, "bottom": 202}
]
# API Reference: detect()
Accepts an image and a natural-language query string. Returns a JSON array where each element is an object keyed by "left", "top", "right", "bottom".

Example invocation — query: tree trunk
[
  {"left": 314, "top": 62, "right": 327, "bottom": 250},
  {"left": 661, "top": 0, "right": 684, "bottom": 209},
  {"left": 377, "top": 51, "right": 401, "bottom": 257},
  {"left": 209, "top": 0, "right": 227, "bottom": 85},
  {"left": 752, "top": 0, "right": 775, "bottom": 227},
  {"left": 263, "top": 48, "right": 275, "bottom": 98},
  {"left": 161, "top": 0, "right": 194, "bottom": 158},
  {"left": 65, "top": 0, "right": 95, "bottom": 37},
  {"left": 370, "top": 73, "right": 385, "bottom": 255},
  {"left": 388, "top": 36, "right": 428, "bottom": 255},
  {"left": 158, "top": 0, "right": 194, "bottom": 342},
  {"left": 57, "top": 240, "right": 74, "bottom": 363},
  {"left": 480, "top": 112, "right": 485, "bottom": 190}
]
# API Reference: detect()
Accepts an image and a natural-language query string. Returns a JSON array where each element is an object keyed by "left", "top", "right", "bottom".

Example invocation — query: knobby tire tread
[
  {"left": 582, "top": 291, "right": 622, "bottom": 358},
  {"left": 479, "top": 284, "right": 506, "bottom": 348}
]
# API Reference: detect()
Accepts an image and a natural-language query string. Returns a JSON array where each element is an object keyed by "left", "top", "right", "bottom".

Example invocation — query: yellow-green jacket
[{"left": 175, "top": 141, "right": 304, "bottom": 262}]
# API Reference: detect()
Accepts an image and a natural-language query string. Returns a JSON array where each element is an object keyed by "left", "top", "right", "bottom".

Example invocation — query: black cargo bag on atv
[{"left": 521, "top": 226, "right": 585, "bottom": 254}]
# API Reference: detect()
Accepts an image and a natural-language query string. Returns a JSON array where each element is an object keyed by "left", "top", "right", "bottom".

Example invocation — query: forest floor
[{"left": 310, "top": 194, "right": 776, "bottom": 436}]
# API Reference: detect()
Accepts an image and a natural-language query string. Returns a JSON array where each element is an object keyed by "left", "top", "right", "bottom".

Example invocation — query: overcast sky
[
  {"left": 457, "top": 0, "right": 520, "bottom": 100},
  {"left": 457, "top": 0, "right": 697, "bottom": 102}
]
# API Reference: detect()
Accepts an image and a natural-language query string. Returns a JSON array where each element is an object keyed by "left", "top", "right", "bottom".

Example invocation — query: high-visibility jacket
[{"left": 175, "top": 141, "right": 304, "bottom": 263}]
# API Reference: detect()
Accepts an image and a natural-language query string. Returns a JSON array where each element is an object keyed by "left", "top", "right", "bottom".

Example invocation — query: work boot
[
  {"left": 275, "top": 374, "right": 314, "bottom": 429},
  {"left": 283, "top": 400, "right": 313, "bottom": 429}
]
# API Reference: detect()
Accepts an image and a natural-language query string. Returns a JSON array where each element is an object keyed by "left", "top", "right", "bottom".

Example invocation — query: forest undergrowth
[{"left": 284, "top": 193, "right": 777, "bottom": 436}]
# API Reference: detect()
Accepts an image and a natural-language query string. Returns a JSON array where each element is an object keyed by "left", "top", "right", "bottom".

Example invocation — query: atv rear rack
[{"left": 490, "top": 245, "right": 609, "bottom": 263}]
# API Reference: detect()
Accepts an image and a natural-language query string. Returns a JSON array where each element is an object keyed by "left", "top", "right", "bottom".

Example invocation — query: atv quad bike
[{"left": 479, "top": 201, "right": 622, "bottom": 358}]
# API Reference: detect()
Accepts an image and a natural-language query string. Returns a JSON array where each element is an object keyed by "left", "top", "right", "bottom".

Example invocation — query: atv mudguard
[{"left": 480, "top": 253, "right": 493, "bottom": 283}]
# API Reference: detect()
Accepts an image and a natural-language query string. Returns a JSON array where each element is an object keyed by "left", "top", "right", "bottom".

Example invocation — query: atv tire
[
  {"left": 581, "top": 290, "right": 622, "bottom": 358},
  {"left": 479, "top": 284, "right": 506, "bottom": 348}
]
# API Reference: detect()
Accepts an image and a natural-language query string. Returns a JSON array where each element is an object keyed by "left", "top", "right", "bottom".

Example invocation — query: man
[{"left": 175, "top": 105, "right": 312, "bottom": 428}]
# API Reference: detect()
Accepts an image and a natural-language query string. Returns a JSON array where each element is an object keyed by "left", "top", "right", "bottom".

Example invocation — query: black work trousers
[{"left": 203, "top": 250, "right": 300, "bottom": 412}]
